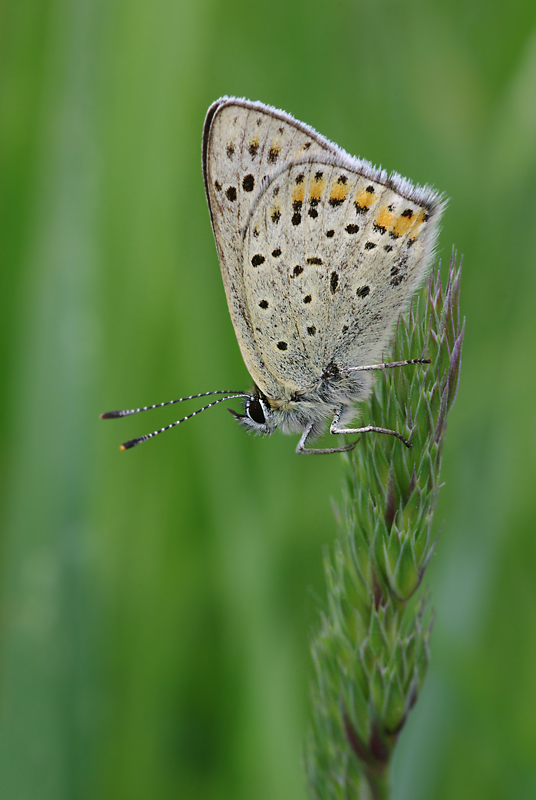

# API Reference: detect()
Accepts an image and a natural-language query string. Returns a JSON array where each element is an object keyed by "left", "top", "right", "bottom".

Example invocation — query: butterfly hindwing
[{"left": 242, "top": 157, "right": 442, "bottom": 396}]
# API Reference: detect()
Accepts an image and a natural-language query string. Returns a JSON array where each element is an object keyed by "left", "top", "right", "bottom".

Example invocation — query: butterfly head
[
  {"left": 228, "top": 382, "right": 343, "bottom": 439},
  {"left": 228, "top": 389, "right": 276, "bottom": 436}
]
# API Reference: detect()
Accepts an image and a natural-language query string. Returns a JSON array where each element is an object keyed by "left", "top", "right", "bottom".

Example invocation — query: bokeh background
[{"left": 2, "top": 1, "right": 536, "bottom": 798}]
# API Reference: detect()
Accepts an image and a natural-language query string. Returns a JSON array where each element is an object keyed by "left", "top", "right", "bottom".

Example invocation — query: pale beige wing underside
[
  {"left": 203, "top": 98, "right": 443, "bottom": 400},
  {"left": 203, "top": 100, "right": 333, "bottom": 398},
  {"left": 243, "top": 159, "right": 438, "bottom": 393}
]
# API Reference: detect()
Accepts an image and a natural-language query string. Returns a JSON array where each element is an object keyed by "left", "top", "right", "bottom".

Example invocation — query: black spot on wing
[
  {"left": 292, "top": 199, "right": 302, "bottom": 226},
  {"left": 330, "top": 272, "right": 339, "bottom": 294}
]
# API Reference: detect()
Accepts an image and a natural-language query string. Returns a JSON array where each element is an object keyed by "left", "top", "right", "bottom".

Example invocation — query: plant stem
[{"left": 306, "top": 257, "right": 464, "bottom": 800}]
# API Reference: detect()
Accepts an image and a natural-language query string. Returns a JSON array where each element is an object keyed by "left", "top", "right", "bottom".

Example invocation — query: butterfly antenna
[
  {"left": 111, "top": 394, "right": 248, "bottom": 451},
  {"left": 100, "top": 390, "right": 246, "bottom": 419}
]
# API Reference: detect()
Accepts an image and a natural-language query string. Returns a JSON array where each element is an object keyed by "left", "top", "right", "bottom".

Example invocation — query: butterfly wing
[
  {"left": 242, "top": 156, "right": 443, "bottom": 397},
  {"left": 203, "top": 98, "right": 444, "bottom": 401},
  {"left": 203, "top": 98, "right": 335, "bottom": 397}
]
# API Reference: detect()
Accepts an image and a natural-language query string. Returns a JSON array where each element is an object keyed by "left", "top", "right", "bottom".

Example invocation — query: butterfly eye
[{"left": 247, "top": 398, "right": 266, "bottom": 425}]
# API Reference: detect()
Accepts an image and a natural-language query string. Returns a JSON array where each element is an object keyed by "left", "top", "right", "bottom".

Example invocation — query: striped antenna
[
  {"left": 100, "top": 390, "right": 247, "bottom": 419},
  {"left": 101, "top": 391, "right": 249, "bottom": 451}
]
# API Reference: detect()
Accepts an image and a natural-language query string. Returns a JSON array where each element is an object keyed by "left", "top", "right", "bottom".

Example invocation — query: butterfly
[{"left": 102, "top": 97, "right": 444, "bottom": 454}]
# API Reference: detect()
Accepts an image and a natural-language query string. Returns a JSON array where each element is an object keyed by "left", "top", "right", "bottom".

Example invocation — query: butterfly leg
[
  {"left": 341, "top": 357, "right": 430, "bottom": 375},
  {"left": 329, "top": 407, "right": 412, "bottom": 448},
  {"left": 296, "top": 417, "right": 358, "bottom": 455}
]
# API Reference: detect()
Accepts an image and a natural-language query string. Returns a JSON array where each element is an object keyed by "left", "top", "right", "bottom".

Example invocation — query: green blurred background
[{"left": 1, "top": 1, "right": 536, "bottom": 798}]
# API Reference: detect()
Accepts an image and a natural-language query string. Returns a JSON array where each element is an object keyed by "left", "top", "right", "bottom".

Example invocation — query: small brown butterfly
[{"left": 102, "top": 98, "right": 444, "bottom": 454}]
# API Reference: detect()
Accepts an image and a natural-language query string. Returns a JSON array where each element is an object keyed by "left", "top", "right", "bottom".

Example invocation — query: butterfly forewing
[{"left": 203, "top": 99, "right": 334, "bottom": 397}]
